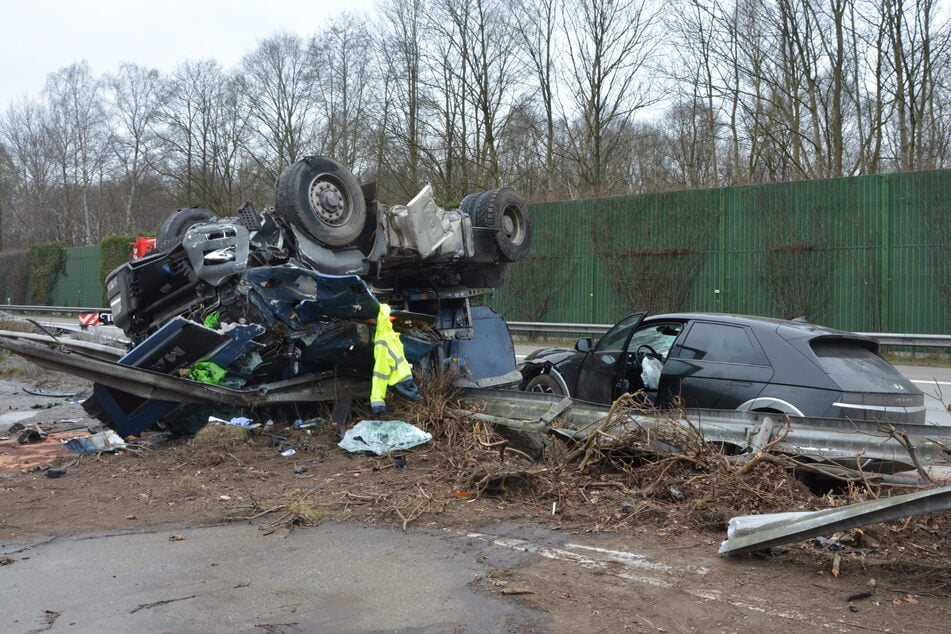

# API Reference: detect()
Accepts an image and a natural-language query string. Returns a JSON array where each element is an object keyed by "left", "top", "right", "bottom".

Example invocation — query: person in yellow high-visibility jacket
[{"left": 371, "top": 303, "right": 423, "bottom": 415}]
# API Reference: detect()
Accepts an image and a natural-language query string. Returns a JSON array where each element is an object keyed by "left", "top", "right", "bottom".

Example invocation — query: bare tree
[
  {"left": 0, "top": 100, "right": 58, "bottom": 246},
  {"left": 152, "top": 60, "right": 251, "bottom": 214},
  {"left": 238, "top": 33, "right": 317, "bottom": 184},
  {"left": 560, "top": 0, "right": 661, "bottom": 196},
  {"left": 44, "top": 62, "right": 110, "bottom": 244},
  {"left": 879, "top": 0, "right": 951, "bottom": 170},
  {"left": 664, "top": 100, "right": 722, "bottom": 188},
  {"left": 377, "top": 0, "right": 427, "bottom": 197},
  {"left": 421, "top": 0, "right": 472, "bottom": 198},
  {"left": 514, "top": 0, "right": 561, "bottom": 194},
  {"left": 666, "top": 0, "right": 722, "bottom": 186},
  {"left": 309, "top": 15, "right": 378, "bottom": 176},
  {"left": 108, "top": 63, "right": 163, "bottom": 234}
]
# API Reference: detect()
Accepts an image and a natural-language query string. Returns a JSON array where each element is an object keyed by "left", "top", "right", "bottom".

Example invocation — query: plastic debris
[
  {"left": 63, "top": 430, "right": 127, "bottom": 454},
  {"left": 294, "top": 417, "right": 327, "bottom": 430},
  {"left": 281, "top": 449, "right": 297, "bottom": 457},
  {"left": 182, "top": 361, "right": 227, "bottom": 385},
  {"left": 338, "top": 420, "right": 433, "bottom": 456},
  {"left": 23, "top": 388, "right": 84, "bottom": 398}
]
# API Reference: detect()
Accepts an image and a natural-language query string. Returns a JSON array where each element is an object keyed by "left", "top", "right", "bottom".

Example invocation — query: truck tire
[
  {"left": 459, "top": 191, "right": 483, "bottom": 214},
  {"left": 155, "top": 208, "right": 219, "bottom": 252},
  {"left": 470, "top": 188, "right": 532, "bottom": 262},
  {"left": 274, "top": 156, "right": 366, "bottom": 247}
]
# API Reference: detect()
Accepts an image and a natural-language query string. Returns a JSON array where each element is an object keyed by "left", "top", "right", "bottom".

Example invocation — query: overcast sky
[{"left": 0, "top": 0, "right": 375, "bottom": 112}]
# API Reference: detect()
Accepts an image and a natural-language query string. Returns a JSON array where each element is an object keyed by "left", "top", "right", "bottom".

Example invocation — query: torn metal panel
[
  {"left": 719, "top": 485, "right": 951, "bottom": 556},
  {"left": 0, "top": 334, "right": 369, "bottom": 407},
  {"left": 0, "top": 329, "right": 124, "bottom": 362}
]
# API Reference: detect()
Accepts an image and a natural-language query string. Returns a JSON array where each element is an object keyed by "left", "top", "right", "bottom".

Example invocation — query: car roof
[{"left": 644, "top": 312, "right": 872, "bottom": 342}]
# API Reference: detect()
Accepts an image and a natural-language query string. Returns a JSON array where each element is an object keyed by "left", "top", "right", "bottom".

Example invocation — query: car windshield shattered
[{"left": 84, "top": 155, "right": 533, "bottom": 437}]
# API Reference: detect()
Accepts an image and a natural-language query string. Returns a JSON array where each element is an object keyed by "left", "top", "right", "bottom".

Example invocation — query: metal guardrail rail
[
  {"left": 3, "top": 306, "right": 949, "bottom": 348},
  {"left": 507, "top": 321, "right": 951, "bottom": 348},
  {"left": 1, "top": 304, "right": 106, "bottom": 315}
]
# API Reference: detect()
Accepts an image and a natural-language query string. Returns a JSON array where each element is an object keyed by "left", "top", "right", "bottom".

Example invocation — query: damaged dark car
[
  {"left": 520, "top": 312, "right": 925, "bottom": 424},
  {"left": 83, "top": 155, "right": 532, "bottom": 437}
]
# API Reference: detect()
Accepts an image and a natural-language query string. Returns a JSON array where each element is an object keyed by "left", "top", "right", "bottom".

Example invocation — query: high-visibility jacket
[{"left": 371, "top": 304, "right": 414, "bottom": 410}]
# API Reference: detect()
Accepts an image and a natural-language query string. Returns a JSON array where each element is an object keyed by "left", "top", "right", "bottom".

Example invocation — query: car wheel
[
  {"left": 470, "top": 188, "right": 532, "bottom": 262},
  {"left": 274, "top": 156, "right": 367, "bottom": 247},
  {"left": 525, "top": 373, "right": 564, "bottom": 395},
  {"left": 155, "top": 208, "right": 219, "bottom": 252}
]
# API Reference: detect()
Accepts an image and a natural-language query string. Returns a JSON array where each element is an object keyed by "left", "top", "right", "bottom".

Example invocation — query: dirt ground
[{"left": 3, "top": 353, "right": 951, "bottom": 633}]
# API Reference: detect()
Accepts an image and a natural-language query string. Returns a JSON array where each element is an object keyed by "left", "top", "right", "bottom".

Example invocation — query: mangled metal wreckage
[{"left": 3, "top": 156, "right": 533, "bottom": 437}]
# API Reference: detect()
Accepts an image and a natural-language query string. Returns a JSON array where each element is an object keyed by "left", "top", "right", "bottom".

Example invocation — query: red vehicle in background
[{"left": 132, "top": 236, "right": 156, "bottom": 260}]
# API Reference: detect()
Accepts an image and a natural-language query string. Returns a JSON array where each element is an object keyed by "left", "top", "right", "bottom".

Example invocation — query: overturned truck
[{"left": 79, "top": 156, "right": 532, "bottom": 436}]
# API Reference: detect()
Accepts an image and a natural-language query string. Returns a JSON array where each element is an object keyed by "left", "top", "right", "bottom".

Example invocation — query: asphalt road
[
  {"left": 895, "top": 364, "right": 951, "bottom": 427},
  {"left": 1, "top": 522, "right": 541, "bottom": 632}
]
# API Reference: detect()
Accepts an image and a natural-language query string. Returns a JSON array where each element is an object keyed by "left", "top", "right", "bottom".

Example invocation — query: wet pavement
[{"left": 0, "top": 522, "right": 542, "bottom": 633}]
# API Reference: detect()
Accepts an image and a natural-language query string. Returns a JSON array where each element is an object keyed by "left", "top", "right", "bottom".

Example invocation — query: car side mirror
[{"left": 575, "top": 337, "right": 592, "bottom": 352}]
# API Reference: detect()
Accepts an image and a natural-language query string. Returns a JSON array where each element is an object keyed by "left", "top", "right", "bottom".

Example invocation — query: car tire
[
  {"left": 470, "top": 188, "right": 532, "bottom": 262},
  {"left": 274, "top": 156, "right": 367, "bottom": 247},
  {"left": 525, "top": 373, "right": 564, "bottom": 395},
  {"left": 155, "top": 208, "right": 219, "bottom": 252}
]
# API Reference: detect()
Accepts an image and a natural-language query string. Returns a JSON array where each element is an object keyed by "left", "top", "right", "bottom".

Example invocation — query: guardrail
[
  {"left": 1, "top": 304, "right": 104, "bottom": 315},
  {"left": 3, "top": 306, "right": 950, "bottom": 349},
  {"left": 507, "top": 321, "right": 951, "bottom": 349}
]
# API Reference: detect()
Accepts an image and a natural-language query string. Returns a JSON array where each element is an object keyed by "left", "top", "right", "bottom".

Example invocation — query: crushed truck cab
[{"left": 90, "top": 156, "right": 532, "bottom": 436}]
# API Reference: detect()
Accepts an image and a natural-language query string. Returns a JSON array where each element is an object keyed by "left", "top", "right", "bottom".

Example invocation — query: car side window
[
  {"left": 626, "top": 323, "right": 682, "bottom": 360},
  {"left": 593, "top": 313, "right": 643, "bottom": 364},
  {"left": 673, "top": 322, "right": 768, "bottom": 365},
  {"left": 594, "top": 315, "right": 641, "bottom": 353}
]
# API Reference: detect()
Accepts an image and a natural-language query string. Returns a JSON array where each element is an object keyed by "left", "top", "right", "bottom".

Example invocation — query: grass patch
[{"left": 886, "top": 352, "right": 951, "bottom": 368}]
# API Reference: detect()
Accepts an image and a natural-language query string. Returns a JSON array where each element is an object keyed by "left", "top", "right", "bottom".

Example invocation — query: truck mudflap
[{"left": 445, "top": 306, "right": 521, "bottom": 388}]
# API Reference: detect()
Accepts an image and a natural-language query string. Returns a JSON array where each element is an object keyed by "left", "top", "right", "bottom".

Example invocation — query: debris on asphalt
[
  {"left": 62, "top": 430, "right": 126, "bottom": 454},
  {"left": 45, "top": 466, "right": 67, "bottom": 478},
  {"left": 16, "top": 428, "right": 44, "bottom": 444},
  {"left": 23, "top": 388, "right": 84, "bottom": 398}
]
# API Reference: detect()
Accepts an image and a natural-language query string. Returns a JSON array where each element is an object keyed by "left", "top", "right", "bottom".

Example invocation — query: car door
[
  {"left": 574, "top": 312, "right": 646, "bottom": 403},
  {"left": 660, "top": 320, "right": 774, "bottom": 409}
]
